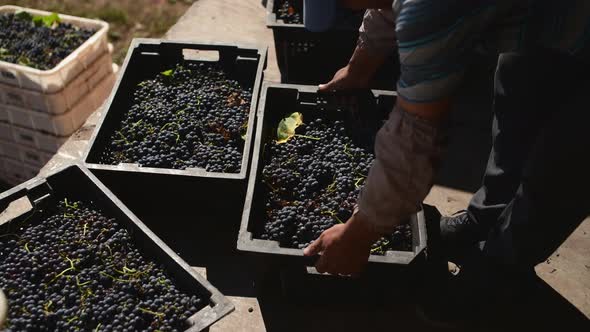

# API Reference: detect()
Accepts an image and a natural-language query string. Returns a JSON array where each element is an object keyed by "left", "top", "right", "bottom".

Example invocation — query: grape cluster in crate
[
  {"left": 0, "top": 199, "right": 205, "bottom": 331},
  {"left": 97, "top": 63, "right": 252, "bottom": 173},
  {"left": 0, "top": 12, "right": 95, "bottom": 70}
]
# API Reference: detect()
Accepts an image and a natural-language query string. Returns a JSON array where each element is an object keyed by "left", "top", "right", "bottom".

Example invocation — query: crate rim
[
  {"left": 0, "top": 5, "right": 109, "bottom": 75},
  {"left": 82, "top": 38, "right": 268, "bottom": 180},
  {"left": 237, "top": 82, "right": 428, "bottom": 266},
  {"left": 0, "top": 161, "right": 235, "bottom": 331}
]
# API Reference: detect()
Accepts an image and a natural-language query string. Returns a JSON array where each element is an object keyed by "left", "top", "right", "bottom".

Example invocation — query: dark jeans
[{"left": 467, "top": 50, "right": 590, "bottom": 268}]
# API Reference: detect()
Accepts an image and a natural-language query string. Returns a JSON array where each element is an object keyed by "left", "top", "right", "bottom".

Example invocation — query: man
[{"left": 303, "top": 0, "right": 590, "bottom": 323}]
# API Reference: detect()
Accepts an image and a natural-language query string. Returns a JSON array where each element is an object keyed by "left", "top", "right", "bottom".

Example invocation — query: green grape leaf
[
  {"left": 15, "top": 11, "right": 33, "bottom": 21},
  {"left": 240, "top": 122, "right": 248, "bottom": 141},
  {"left": 32, "top": 13, "right": 61, "bottom": 28},
  {"left": 17, "top": 56, "right": 30, "bottom": 66},
  {"left": 160, "top": 69, "right": 174, "bottom": 77},
  {"left": 276, "top": 112, "right": 303, "bottom": 144}
]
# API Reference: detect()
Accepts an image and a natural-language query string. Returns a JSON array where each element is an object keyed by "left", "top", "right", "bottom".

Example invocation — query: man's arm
[
  {"left": 320, "top": 9, "right": 396, "bottom": 91},
  {"left": 303, "top": 100, "right": 450, "bottom": 275},
  {"left": 306, "top": 1, "right": 496, "bottom": 275},
  {"left": 357, "top": 100, "right": 449, "bottom": 235}
]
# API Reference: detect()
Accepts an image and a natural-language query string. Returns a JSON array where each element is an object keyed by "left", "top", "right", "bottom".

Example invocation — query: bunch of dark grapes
[
  {"left": 98, "top": 62, "right": 252, "bottom": 173},
  {"left": 0, "top": 199, "right": 206, "bottom": 331},
  {"left": 258, "top": 116, "right": 412, "bottom": 254},
  {"left": 0, "top": 13, "right": 95, "bottom": 70},
  {"left": 276, "top": 0, "right": 302, "bottom": 24}
]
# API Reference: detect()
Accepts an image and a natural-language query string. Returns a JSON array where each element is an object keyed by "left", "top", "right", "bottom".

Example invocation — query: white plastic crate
[
  {"left": 0, "top": 106, "right": 7, "bottom": 123},
  {"left": 6, "top": 125, "right": 68, "bottom": 153},
  {"left": 0, "top": 158, "right": 9, "bottom": 185},
  {"left": 0, "top": 123, "right": 11, "bottom": 142},
  {"left": 2, "top": 73, "right": 115, "bottom": 137},
  {"left": 0, "top": 140, "right": 53, "bottom": 168},
  {"left": 0, "top": 156, "right": 40, "bottom": 185},
  {"left": 0, "top": 6, "right": 109, "bottom": 93},
  {"left": 0, "top": 49, "right": 113, "bottom": 115}
]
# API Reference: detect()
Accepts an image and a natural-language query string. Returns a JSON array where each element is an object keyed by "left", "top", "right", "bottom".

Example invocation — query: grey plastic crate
[
  {"left": 0, "top": 164, "right": 234, "bottom": 331},
  {"left": 237, "top": 83, "right": 427, "bottom": 267}
]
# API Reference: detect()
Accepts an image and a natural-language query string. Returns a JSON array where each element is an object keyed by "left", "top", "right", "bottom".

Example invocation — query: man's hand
[
  {"left": 303, "top": 213, "right": 382, "bottom": 275},
  {"left": 319, "top": 65, "right": 370, "bottom": 92}
]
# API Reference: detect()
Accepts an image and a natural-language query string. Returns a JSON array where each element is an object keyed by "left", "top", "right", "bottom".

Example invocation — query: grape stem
[
  {"left": 321, "top": 210, "right": 344, "bottom": 224},
  {"left": 159, "top": 122, "right": 180, "bottom": 133},
  {"left": 115, "top": 131, "right": 129, "bottom": 144},
  {"left": 344, "top": 144, "right": 354, "bottom": 158},
  {"left": 138, "top": 307, "right": 165, "bottom": 318},
  {"left": 295, "top": 134, "right": 320, "bottom": 140},
  {"left": 354, "top": 177, "right": 366, "bottom": 189}
]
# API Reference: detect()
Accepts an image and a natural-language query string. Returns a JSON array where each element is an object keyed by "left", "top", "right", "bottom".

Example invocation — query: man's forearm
[{"left": 346, "top": 46, "right": 389, "bottom": 86}]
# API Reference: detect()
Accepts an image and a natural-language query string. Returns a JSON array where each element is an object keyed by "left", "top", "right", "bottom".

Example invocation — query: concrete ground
[{"left": 36, "top": 0, "right": 589, "bottom": 330}]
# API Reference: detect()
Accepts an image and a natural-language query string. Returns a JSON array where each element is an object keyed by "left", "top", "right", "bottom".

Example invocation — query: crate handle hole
[
  {"left": 20, "top": 135, "right": 34, "bottom": 142},
  {"left": 183, "top": 49, "right": 220, "bottom": 62},
  {"left": 1, "top": 71, "right": 16, "bottom": 80},
  {"left": 0, "top": 196, "right": 33, "bottom": 226}
]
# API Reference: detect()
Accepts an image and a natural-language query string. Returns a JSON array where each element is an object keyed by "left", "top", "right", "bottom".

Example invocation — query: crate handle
[
  {"left": 25, "top": 152, "right": 40, "bottom": 161},
  {"left": 19, "top": 134, "right": 34, "bottom": 143},
  {"left": 182, "top": 49, "right": 220, "bottom": 62},
  {"left": 6, "top": 92, "right": 24, "bottom": 106},
  {"left": 0, "top": 70, "right": 16, "bottom": 80},
  {"left": 159, "top": 42, "right": 238, "bottom": 63},
  {"left": 0, "top": 179, "right": 52, "bottom": 219},
  {"left": 0, "top": 196, "right": 33, "bottom": 226}
]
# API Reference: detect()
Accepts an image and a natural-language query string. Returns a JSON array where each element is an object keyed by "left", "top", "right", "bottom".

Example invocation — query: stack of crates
[
  {"left": 266, "top": 0, "right": 399, "bottom": 89},
  {"left": 0, "top": 6, "right": 117, "bottom": 185}
]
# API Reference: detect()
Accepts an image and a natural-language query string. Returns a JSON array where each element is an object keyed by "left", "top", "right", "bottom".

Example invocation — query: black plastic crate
[
  {"left": 83, "top": 38, "right": 266, "bottom": 180},
  {"left": 237, "top": 83, "right": 427, "bottom": 267},
  {"left": 0, "top": 164, "right": 233, "bottom": 331},
  {"left": 82, "top": 38, "right": 267, "bottom": 213},
  {"left": 267, "top": 0, "right": 398, "bottom": 89}
]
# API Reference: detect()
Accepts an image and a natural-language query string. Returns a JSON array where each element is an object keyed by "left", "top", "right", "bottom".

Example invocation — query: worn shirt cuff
[{"left": 357, "top": 104, "right": 448, "bottom": 234}]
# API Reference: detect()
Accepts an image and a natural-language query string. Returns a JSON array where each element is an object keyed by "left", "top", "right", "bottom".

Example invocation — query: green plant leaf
[
  {"left": 15, "top": 11, "right": 33, "bottom": 21},
  {"left": 161, "top": 69, "right": 174, "bottom": 77},
  {"left": 276, "top": 112, "right": 303, "bottom": 144},
  {"left": 32, "top": 13, "right": 61, "bottom": 28},
  {"left": 240, "top": 122, "right": 248, "bottom": 140},
  {"left": 17, "top": 56, "right": 30, "bottom": 66}
]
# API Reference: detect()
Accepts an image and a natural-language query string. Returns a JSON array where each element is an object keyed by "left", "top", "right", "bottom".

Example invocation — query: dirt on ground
[{"left": 0, "top": 0, "right": 196, "bottom": 64}]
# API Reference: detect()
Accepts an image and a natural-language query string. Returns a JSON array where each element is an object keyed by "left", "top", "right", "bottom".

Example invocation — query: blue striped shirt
[{"left": 359, "top": 0, "right": 590, "bottom": 102}]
